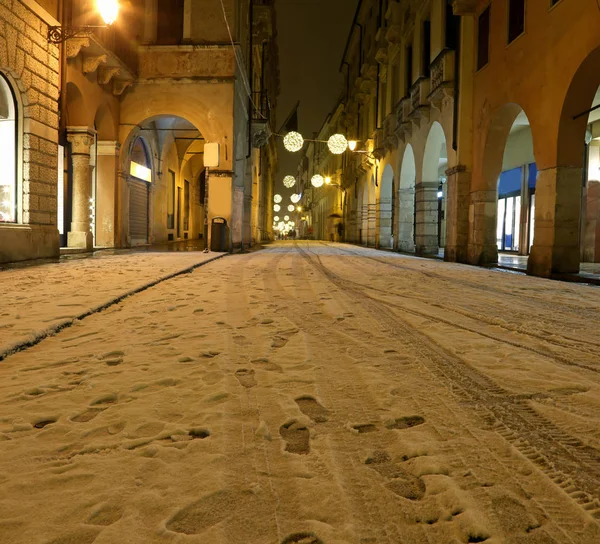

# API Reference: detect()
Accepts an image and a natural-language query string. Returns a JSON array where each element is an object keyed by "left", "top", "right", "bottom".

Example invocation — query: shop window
[
  {"left": 477, "top": 6, "right": 490, "bottom": 71},
  {"left": 508, "top": 0, "right": 525, "bottom": 44},
  {"left": 167, "top": 170, "right": 175, "bottom": 229},
  {"left": 0, "top": 74, "right": 17, "bottom": 223},
  {"left": 184, "top": 179, "right": 190, "bottom": 231}
]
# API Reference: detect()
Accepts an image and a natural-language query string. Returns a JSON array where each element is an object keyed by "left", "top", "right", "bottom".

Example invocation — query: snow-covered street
[{"left": 1, "top": 241, "right": 599, "bottom": 543}]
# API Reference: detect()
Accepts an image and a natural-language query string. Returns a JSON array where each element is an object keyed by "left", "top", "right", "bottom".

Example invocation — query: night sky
[{"left": 274, "top": 0, "right": 359, "bottom": 201}]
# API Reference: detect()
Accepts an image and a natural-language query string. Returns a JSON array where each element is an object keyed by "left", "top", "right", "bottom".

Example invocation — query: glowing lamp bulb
[
  {"left": 284, "top": 215, "right": 290, "bottom": 221},
  {"left": 97, "top": 0, "right": 119, "bottom": 25},
  {"left": 274, "top": 194, "right": 282, "bottom": 204},
  {"left": 348, "top": 140, "right": 357, "bottom": 151},
  {"left": 311, "top": 175, "right": 324, "bottom": 188},
  {"left": 287, "top": 204, "right": 295, "bottom": 212},
  {"left": 274, "top": 204, "right": 281, "bottom": 212},
  {"left": 283, "top": 131, "right": 304, "bottom": 152},
  {"left": 325, "top": 177, "right": 331, "bottom": 185},
  {"left": 283, "top": 175, "right": 296, "bottom": 189},
  {"left": 327, "top": 134, "right": 348, "bottom": 155}
]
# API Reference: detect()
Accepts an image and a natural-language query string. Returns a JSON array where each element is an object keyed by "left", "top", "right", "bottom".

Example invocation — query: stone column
[
  {"left": 398, "top": 186, "right": 415, "bottom": 252},
  {"left": 116, "top": 171, "right": 129, "bottom": 248},
  {"left": 527, "top": 166, "right": 582, "bottom": 276},
  {"left": 96, "top": 141, "right": 120, "bottom": 248},
  {"left": 378, "top": 195, "right": 393, "bottom": 249},
  {"left": 361, "top": 203, "right": 369, "bottom": 245},
  {"left": 445, "top": 166, "right": 470, "bottom": 263},
  {"left": 468, "top": 189, "right": 498, "bottom": 265},
  {"left": 67, "top": 128, "right": 95, "bottom": 250},
  {"left": 415, "top": 181, "right": 439, "bottom": 254},
  {"left": 208, "top": 170, "right": 233, "bottom": 252},
  {"left": 368, "top": 202, "right": 377, "bottom": 247}
]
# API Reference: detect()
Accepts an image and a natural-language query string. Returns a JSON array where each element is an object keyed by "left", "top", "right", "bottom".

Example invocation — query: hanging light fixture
[
  {"left": 311, "top": 174, "right": 324, "bottom": 188},
  {"left": 283, "top": 131, "right": 304, "bottom": 152},
  {"left": 274, "top": 216, "right": 280, "bottom": 221},
  {"left": 284, "top": 215, "right": 290, "bottom": 221},
  {"left": 274, "top": 204, "right": 281, "bottom": 212},
  {"left": 290, "top": 193, "right": 301, "bottom": 204},
  {"left": 287, "top": 204, "right": 294, "bottom": 212},
  {"left": 348, "top": 140, "right": 357, "bottom": 151},
  {"left": 328, "top": 134, "right": 348, "bottom": 155},
  {"left": 274, "top": 194, "right": 282, "bottom": 203},
  {"left": 97, "top": 0, "right": 119, "bottom": 25},
  {"left": 283, "top": 175, "right": 296, "bottom": 189}
]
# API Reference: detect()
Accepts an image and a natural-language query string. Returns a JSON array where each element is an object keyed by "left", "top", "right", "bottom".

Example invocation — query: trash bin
[{"left": 210, "top": 217, "right": 228, "bottom": 252}]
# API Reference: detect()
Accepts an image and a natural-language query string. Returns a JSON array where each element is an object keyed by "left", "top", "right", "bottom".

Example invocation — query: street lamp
[{"left": 48, "top": 0, "right": 119, "bottom": 43}]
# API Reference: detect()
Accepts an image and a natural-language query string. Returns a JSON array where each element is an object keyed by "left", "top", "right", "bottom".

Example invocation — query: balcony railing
[
  {"left": 409, "top": 77, "right": 430, "bottom": 117},
  {"left": 429, "top": 49, "right": 456, "bottom": 106}
]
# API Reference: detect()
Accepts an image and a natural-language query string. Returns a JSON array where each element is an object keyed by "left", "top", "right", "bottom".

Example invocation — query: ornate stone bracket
[
  {"left": 83, "top": 54, "right": 107, "bottom": 74},
  {"left": 98, "top": 66, "right": 121, "bottom": 85},
  {"left": 113, "top": 80, "right": 133, "bottom": 96},
  {"left": 66, "top": 37, "right": 90, "bottom": 59}
]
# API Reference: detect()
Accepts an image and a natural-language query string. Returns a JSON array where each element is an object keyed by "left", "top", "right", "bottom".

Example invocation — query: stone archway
[
  {"left": 379, "top": 164, "right": 394, "bottom": 249},
  {"left": 470, "top": 103, "right": 530, "bottom": 266},
  {"left": 550, "top": 45, "right": 600, "bottom": 273},
  {"left": 421, "top": 121, "right": 449, "bottom": 255},
  {"left": 120, "top": 115, "right": 205, "bottom": 247},
  {"left": 398, "top": 145, "right": 416, "bottom": 252}
]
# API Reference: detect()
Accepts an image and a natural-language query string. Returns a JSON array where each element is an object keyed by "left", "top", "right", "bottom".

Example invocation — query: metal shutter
[{"left": 129, "top": 178, "right": 149, "bottom": 245}]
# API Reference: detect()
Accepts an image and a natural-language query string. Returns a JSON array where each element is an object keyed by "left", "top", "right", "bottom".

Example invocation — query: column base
[
  {"left": 68, "top": 231, "right": 93, "bottom": 251},
  {"left": 527, "top": 245, "right": 580, "bottom": 277}
]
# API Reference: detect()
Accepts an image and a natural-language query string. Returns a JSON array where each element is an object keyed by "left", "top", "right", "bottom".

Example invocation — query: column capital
[{"left": 67, "top": 127, "right": 96, "bottom": 155}]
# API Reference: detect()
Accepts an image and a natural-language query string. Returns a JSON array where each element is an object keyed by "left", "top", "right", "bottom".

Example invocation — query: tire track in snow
[{"left": 295, "top": 242, "right": 600, "bottom": 524}]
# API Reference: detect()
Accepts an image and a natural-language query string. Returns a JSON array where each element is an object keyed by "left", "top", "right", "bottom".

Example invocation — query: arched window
[
  {"left": 0, "top": 74, "right": 17, "bottom": 223},
  {"left": 129, "top": 137, "right": 152, "bottom": 182}
]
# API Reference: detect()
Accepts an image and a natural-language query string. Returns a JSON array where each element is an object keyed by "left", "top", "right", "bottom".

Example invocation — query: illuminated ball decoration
[
  {"left": 284, "top": 215, "right": 290, "bottom": 221},
  {"left": 311, "top": 174, "right": 324, "bottom": 188},
  {"left": 274, "top": 194, "right": 282, "bottom": 203},
  {"left": 283, "top": 175, "right": 296, "bottom": 189},
  {"left": 328, "top": 134, "right": 348, "bottom": 155},
  {"left": 274, "top": 216, "right": 279, "bottom": 222},
  {"left": 290, "top": 193, "right": 301, "bottom": 204},
  {"left": 287, "top": 204, "right": 295, "bottom": 212},
  {"left": 274, "top": 204, "right": 281, "bottom": 212},
  {"left": 283, "top": 131, "right": 304, "bottom": 152}
]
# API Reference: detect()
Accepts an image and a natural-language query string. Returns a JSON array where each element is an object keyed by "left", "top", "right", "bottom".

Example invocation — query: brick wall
[{"left": 0, "top": 0, "right": 59, "bottom": 227}]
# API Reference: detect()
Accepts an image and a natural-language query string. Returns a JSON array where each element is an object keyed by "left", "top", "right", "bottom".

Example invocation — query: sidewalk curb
[{"left": 0, "top": 253, "right": 227, "bottom": 363}]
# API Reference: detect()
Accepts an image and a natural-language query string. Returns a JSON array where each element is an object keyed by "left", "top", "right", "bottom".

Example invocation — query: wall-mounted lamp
[{"left": 48, "top": 0, "right": 119, "bottom": 43}]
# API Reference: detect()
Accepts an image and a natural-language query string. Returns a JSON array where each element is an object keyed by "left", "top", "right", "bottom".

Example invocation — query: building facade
[
  {"left": 302, "top": 0, "right": 600, "bottom": 278},
  {"left": 0, "top": 0, "right": 278, "bottom": 264}
]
